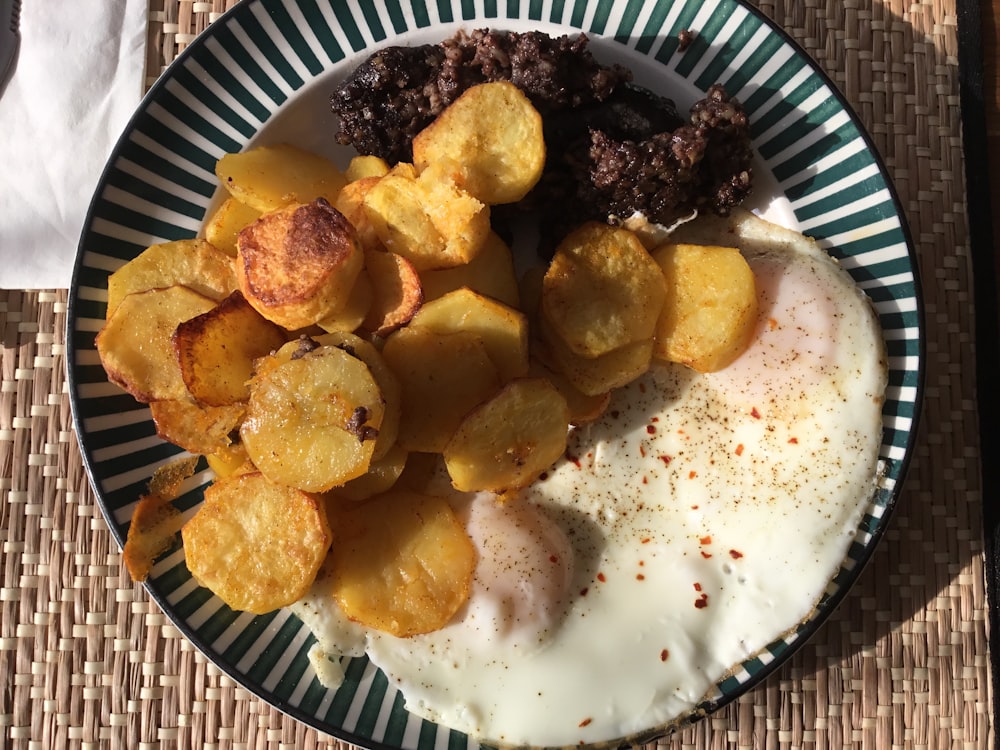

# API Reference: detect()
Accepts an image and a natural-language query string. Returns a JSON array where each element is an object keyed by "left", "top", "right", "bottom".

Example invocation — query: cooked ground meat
[{"left": 331, "top": 30, "right": 753, "bottom": 249}]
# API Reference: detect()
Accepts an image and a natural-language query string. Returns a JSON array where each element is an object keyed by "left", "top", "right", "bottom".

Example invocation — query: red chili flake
[
  {"left": 691, "top": 504, "right": 699, "bottom": 510},
  {"left": 580, "top": 587, "right": 589, "bottom": 596},
  {"left": 641, "top": 538, "right": 651, "bottom": 544},
  {"left": 639, "top": 444, "right": 647, "bottom": 457},
  {"left": 735, "top": 443, "right": 745, "bottom": 456},
  {"left": 642, "top": 476, "right": 648, "bottom": 485},
  {"left": 660, "top": 649, "right": 670, "bottom": 661},
  {"left": 729, "top": 549, "right": 744, "bottom": 559},
  {"left": 750, "top": 407, "right": 761, "bottom": 419},
  {"left": 579, "top": 718, "right": 592, "bottom": 728},
  {"left": 693, "top": 582, "right": 703, "bottom": 592},
  {"left": 688, "top": 470, "right": 697, "bottom": 479},
  {"left": 566, "top": 452, "right": 581, "bottom": 468},
  {"left": 651, "top": 416, "right": 660, "bottom": 423},
  {"left": 659, "top": 455, "right": 673, "bottom": 466},
  {"left": 639, "top": 559, "right": 646, "bottom": 566},
  {"left": 646, "top": 424, "right": 656, "bottom": 435},
  {"left": 768, "top": 317, "right": 779, "bottom": 330},
  {"left": 636, "top": 573, "right": 645, "bottom": 581},
  {"left": 549, "top": 555, "right": 559, "bottom": 563},
  {"left": 695, "top": 594, "right": 709, "bottom": 609},
  {"left": 700, "top": 551, "right": 713, "bottom": 559},
  {"left": 788, "top": 437, "right": 799, "bottom": 444},
  {"left": 597, "top": 572, "right": 607, "bottom": 583},
  {"left": 700, "top": 535, "right": 712, "bottom": 545}
]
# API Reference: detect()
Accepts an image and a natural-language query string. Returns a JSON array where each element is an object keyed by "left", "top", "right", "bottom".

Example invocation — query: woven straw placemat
[{"left": 0, "top": 0, "right": 991, "bottom": 748}]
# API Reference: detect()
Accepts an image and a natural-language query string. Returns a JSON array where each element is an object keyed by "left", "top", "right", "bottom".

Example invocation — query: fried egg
[{"left": 294, "top": 209, "right": 887, "bottom": 747}]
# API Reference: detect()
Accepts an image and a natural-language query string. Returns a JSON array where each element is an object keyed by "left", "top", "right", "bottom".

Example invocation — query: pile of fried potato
[{"left": 97, "top": 80, "right": 760, "bottom": 634}]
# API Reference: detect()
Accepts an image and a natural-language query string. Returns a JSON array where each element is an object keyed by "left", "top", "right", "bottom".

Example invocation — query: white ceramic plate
[{"left": 68, "top": 0, "right": 923, "bottom": 747}]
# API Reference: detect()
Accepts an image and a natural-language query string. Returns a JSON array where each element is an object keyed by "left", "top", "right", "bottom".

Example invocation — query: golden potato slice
[
  {"left": 215, "top": 143, "right": 347, "bottom": 212},
  {"left": 203, "top": 197, "right": 262, "bottom": 257},
  {"left": 345, "top": 154, "right": 390, "bottom": 182},
  {"left": 409, "top": 287, "right": 529, "bottom": 382},
  {"left": 528, "top": 359, "right": 610, "bottom": 425},
  {"left": 241, "top": 344, "right": 385, "bottom": 492},
  {"left": 420, "top": 231, "right": 520, "bottom": 308},
  {"left": 361, "top": 249, "right": 424, "bottom": 336},
  {"left": 333, "top": 176, "right": 383, "bottom": 252},
  {"left": 149, "top": 399, "right": 245, "bottom": 456},
  {"left": 123, "top": 456, "right": 198, "bottom": 582},
  {"left": 331, "top": 442, "right": 408, "bottom": 503},
  {"left": 540, "top": 316, "right": 653, "bottom": 396},
  {"left": 173, "top": 291, "right": 287, "bottom": 406},
  {"left": 317, "top": 271, "right": 374, "bottom": 334},
  {"left": 106, "top": 239, "right": 236, "bottom": 318},
  {"left": 205, "top": 442, "right": 253, "bottom": 479},
  {"left": 444, "top": 378, "right": 569, "bottom": 492},
  {"left": 237, "top": 198, "right": 364, "bottom": 330},
  {"left": 329, "top": 489, "right": 476, "bottom": 636},
  {"left": 362, "top": 165, "right": 489, "bottom": 271},
  {"left": 97, "top": 286, "right": 217, "bottom": 403},
  {"left": 651, "top": 243, "right": 759, "bottom": 372},
  {"left": 412, "top": 81, "right": 545, "bottom": 205},
  {"left": 183, "top": 472, "right": 332, "bottom": 614},
  {"left": 313, "top": 331, "right": 401, "bottom": 462},
  {"left": 382, "top": 326, "right": 501, "bottom": 453},
  {"left": 542, "top": 223, "right": 667, "bottom": 358}
]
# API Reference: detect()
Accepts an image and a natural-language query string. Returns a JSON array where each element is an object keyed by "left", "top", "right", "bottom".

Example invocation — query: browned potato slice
[
  {"left": 183, "top": 472, "right": 332, "bottom": 614},
  {"left": 237, "top": 198, "right": 364, "bottom": 330},
  {"left": 240, "top": 344, "right": 385, "bottom": 492},
  {"left": 329, "top": 490, "right": 476, "bottom": 636},
  {"left": 528, "top": 359, "right": 610, "bottom": 425},
  {"left": 173, "top": 291, "right": 287, "bottom": 406},
  {"left": 205, "top": 442, "right": 253, "bottom": 479},
  {"left": 97, "top": 286, "right": 217, "bottom": 402},
  {"left": 203, "top": 198, "right": 262, "bottom": 257},
  {"left": 106, "top": 239, "right": 236, "bottom": 318},
  {"left": 651, "top": 243, "right": 759, "bottom": 372},
  {"left": 331, "top": 443, "right": 408, "bottom": 503},
  {"left": 409, "top": 287, "right": 529, "bottom": 382},
  {"left": 542, "top": 223, "right": 667, "bottom": 358},
  {"left": 420, "top": 231, "right": 520, "bottom": 308},
  {"left": 412, "top": 81, "right": 545, "bottom": 205},
  {"left": 382, "top": 326, "right": 501, "bottom": 453},
  {"left": 362, "top": 165, "right": 489, "bottom": 271},
  {"left": 444, "top": 378, "right": 569, "bottom": 492},
  {"left": 334, "top": 176, "right": 383, "bottom": 253},
  {"left": 149, "top": 399, "right": 245, "bottom": 455},
  {"left": 215, "top": 143, "right": 347, "bottom": 212},
  {"left": 317, "top": 271, "right": 374, "bottom": 334},
  {"left": 540, "top": 316, "right": 653, "bottom": 396},
  {"left": 361, "top": 249, "right": 424, "bottom": 336},
  {"left": 313, "top": 331, "right": 401, "bottom": 462},
  {"left": 122, "top": 456, "right": 198, "bottom": 582},
  {"left": 345, "top": 155, "right": 390, "bottom": 182}
]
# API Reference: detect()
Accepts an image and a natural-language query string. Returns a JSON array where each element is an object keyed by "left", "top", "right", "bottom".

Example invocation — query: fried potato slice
[
  {"left": 651, "top": 243, "right": 759, "bottom": 372},
  {"left": 215, "top": 143, "right": 347, "bottom": 213},
  {"left": 540, "top": 316, "right": 653, "bottom": 396},
  {"left": 528, "top": 359, "right": 610, "bottom": 425},
  {"left": 313, "top": 331, "right": 401, "bottom": 462},
  {"left": 345, "top": 154, "right": 390, "bottom": 182},
  {"left": 420, "top": 230, "right": 520, "bottom": 308},
  {"left": 444, "top": 378, "right": 569, "bottom": 492},
  {"left": 412, "top": 81, "right": 545, "bottom": 205},
  {"left": 409, "top": 287, "right": 529, "bottom": 382},
  {"left": 237, "top": 198, "right": 364, "bottom": 330},
  {"left": 334, "top": 176, "right": 383, "bottom": 253},
  {"left": 317, "top": 271, "right": 374, "bottom": 334},
  {"left": 173, "top": 291, "right": 287, "bottom": 406},
  {"left": 149, "top": 399, "right": 245, "bottom": 456},
  {"left": 362, "top": 163, "right": 489, "bottom": 271},
  {"left": 97, "top": 286, "right": 217, "bottom": 402},
  {"left": 329, "top": 490, "right": 476, "bottom": 637},
  {"left": 106, "top": 239, "right": 236, "bottom": 318},
  {"left": 205, "top": 441, "right": 253, "bottom": 480},
  {"left": 241, "top": 343, "right": 385, "bottom": 492},
  {"left": 542, "top": 223, "right": 667, "bottom": 358},
  {"left": 382, "top": 326, "right": 501, "bottom": 453},
  {"left": 361, "top": 249, "right": 423, "bottom": 336},
  {"left": 330, "top": 442, "right": 408, "bottom": 503},
  {"left": 182, "top": 472, "right": 332, "bottom": 614},
  {"left": 203, "top": 197, "right": 262, "bottom": 257},
  {"left": 122, "top": 456, "right": 199, "bottom": 582}
]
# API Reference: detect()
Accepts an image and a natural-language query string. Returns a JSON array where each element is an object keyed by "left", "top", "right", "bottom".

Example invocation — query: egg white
[{"left": 294, "top": 209, "right": 888, "bottom": 747}]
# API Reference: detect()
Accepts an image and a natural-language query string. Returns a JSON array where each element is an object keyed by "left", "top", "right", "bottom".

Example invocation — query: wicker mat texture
[{"left": 0, "top": 0, "right": 990, "bottom": 747}]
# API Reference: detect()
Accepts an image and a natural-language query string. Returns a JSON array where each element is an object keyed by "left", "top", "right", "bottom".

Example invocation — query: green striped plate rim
[{"left": 67, "top": 0, "right": 923, "bottom": 747}]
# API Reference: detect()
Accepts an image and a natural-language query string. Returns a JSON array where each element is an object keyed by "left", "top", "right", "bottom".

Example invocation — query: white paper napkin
[{"left": 0, "top": 1, "right": 147, "bottom": 289}]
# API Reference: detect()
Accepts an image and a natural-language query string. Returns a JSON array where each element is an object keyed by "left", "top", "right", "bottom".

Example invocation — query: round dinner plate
[{"left": 67, "top": 0, "right": 923, "bottom": 747}]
